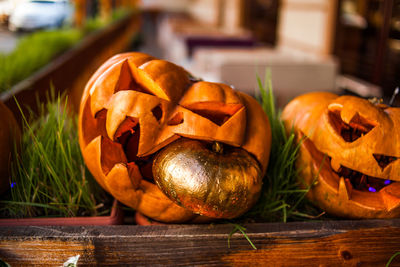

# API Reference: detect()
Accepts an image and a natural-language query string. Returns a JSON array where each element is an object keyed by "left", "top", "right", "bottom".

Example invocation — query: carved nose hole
[
  {"left": 151, "top": 104, "right": 163, "bottom": 122},
  {"left": 373, "top": 154, "right": 398, "bottom": 171}
]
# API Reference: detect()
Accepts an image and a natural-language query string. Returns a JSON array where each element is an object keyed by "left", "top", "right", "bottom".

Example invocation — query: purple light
[
  {"left": 10, "top": 182, "right": 16, "bottom": 188},
  {"left": 368, "top": 187, "right": 377, "bottom": 193},
  {"left": 384, "top": 179, "right": 392, "bottom": 185}
]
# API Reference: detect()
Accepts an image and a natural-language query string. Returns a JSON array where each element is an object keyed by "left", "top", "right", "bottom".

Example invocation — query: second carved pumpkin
[{"left": 282, "top": 92, "right": 400, "bottom": 218}]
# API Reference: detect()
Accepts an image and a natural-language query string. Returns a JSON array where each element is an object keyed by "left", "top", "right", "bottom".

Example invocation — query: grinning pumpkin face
[
  {"left": 78, "top": 52, "right": 271, "bottom": 223},
  {"left": 282, "top": 92, "right": 400, "bottom": 218}
]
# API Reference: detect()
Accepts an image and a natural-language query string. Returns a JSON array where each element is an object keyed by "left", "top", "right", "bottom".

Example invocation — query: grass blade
[
  {"left": 228, "top": 223, "right": 257, "bottom": 250},
  {"left": 244, "top": 71, "right": 323, "bottom": 222},
  {"left": 386, "top": 252, "right": 400, "bottom": 267}
]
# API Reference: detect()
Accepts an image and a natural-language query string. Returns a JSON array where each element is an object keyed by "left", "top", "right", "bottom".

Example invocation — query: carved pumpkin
[
  {"left": 78, "top": 52, "right": 271, "bottom": 223},
  {"left": 282, "top": 92, "right": 400, "bottom": 218},
  {"left": 0, "top": 101, "right": 20, "bottom": 194}
]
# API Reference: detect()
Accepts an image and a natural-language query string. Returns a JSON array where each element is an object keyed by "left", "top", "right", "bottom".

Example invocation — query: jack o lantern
[
  {"left": 78, "top": 52, "right": 271, "bottom": 222},
  {"left": 282, "top": 92, "right": 400, "bottom": 218},
  {"left": 0, "top": 101, "right": 20, "bottom": 194}
]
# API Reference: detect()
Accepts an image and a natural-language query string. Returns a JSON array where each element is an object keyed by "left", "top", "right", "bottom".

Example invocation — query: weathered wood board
[{"left": 0, "top": 219, "right": 400, "bottom": 266}]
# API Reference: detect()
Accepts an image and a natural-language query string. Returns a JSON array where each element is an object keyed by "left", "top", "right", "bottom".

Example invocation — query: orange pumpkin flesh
[
  {"left": 79, "top": 52, "right": 271, "bottom": 223},
  {"left": 282, "top": 92, "right": 400, "bottom": 218}
]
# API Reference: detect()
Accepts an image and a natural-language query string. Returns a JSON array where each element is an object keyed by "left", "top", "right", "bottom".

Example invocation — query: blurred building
[{"left": 137, "top": 0, "right": 397, "bottom": 105}]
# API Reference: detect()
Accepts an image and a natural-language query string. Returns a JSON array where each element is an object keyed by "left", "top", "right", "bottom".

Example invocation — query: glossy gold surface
[{"left": 153, "top": 139, "right": 263, "bottom": 219}]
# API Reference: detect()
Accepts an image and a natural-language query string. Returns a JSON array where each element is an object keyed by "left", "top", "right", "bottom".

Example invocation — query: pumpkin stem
[
  {"left": 368, "top": 97, "right": 383, "bottom": 105},
  {"left": 212, "top": 142, "right": 224, "bottom": 154},
  {"left": 389, "top": 87, "right": 399, "bottom": 106}
]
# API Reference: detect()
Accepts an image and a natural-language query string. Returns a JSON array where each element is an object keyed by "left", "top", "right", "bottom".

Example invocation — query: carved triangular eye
[
  {"left": 328, "top": 109, "right": 377, "bottom": 142},
  {"left": 183, "top": 102, "right": 243, "bottom": 126},
  {"left": 114, "top": 60, "right": 154, "bottom": 96},
  {"left": 373, "top": 154, "right": 398, "bottom": 171}
]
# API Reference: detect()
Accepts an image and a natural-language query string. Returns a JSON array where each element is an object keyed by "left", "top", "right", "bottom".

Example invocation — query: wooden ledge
[{"left": 1, "top": 219, "right": 399, "bottom": 266}]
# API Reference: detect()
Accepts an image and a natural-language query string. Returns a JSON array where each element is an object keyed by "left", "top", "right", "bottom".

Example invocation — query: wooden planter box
[
  {"left": 0, "top": 218, "right": 399, "bottom": 265},
  {"left": 0, "top": 200, "right": 123, "bottom": 227}
]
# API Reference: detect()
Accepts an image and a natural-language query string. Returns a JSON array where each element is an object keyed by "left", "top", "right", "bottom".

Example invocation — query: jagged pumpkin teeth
[
  {"left": 330, "top": 158, "right": 341, "bottom": 172},
  {"left": 79, "top": 52, "right": 271, "bottom": 223},
  {"left": 338, "top": 177, "right": 352, "bottom": 200},
  {"left": 282, "top": 92, "right": 400, "bottom": 219}
]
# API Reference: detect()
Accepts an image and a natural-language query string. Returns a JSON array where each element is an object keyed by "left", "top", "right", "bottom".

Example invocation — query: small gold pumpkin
[{"left": 153, "top": 138, "right": 263, "bottom": 219}]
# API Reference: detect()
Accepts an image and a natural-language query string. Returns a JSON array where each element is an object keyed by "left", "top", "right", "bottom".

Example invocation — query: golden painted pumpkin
[
  {"left": 78, "top": 52, "right": 271, "bottom": 223},
  {"left": 282, "top": 92, "right": 400, "bottom": 218},
  {"left": 0, "top": 101, "right": 20, "bottom": 194},
  {"left": 153, "top": 138, "right": 263, "bottom": 219}
]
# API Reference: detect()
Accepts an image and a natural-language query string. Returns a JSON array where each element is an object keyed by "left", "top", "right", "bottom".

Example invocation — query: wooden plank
[{"left": 0, "top": 219, "right": 400, "bottom": 266}]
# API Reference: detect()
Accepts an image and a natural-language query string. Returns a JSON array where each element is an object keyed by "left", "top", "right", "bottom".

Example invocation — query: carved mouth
[
  {"left": 298, "top": 133, "right": 400, "bottom": 218},
  {"left": 300, "top": 132, "right": 398, "bottom": 195},
  {"left": 335, "top": 165, "right": 393, "bottom": 193}
]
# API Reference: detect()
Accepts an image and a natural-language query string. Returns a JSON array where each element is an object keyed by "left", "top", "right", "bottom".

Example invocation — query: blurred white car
[{"left": 9, "top": 0, "right": 73, "bottom": 31}]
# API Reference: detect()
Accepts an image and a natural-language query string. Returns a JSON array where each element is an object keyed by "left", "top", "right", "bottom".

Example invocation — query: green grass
[
  {"left": 386, "top": 252, "right": 400, "bottom": 267},
  {"left": 82, "top": 16, "right": 106, "bottom": 34},
  {"left": 0, "top": 92, "right": 109, "bottom": 218},
  {"left": 243, "top": 71, "right": 323, "bottom": 223},
  {"left": 83, "top": 8, "right": 133, "bottom": 34},
  {"left": 0, "top": 29, "right": 82, "bottom": 93},
  {"left": 228, "top": 223, "right": 257, "bottom": 250},
  {"left": 227, "top": 72, "right": 324, "bottom": 249}
]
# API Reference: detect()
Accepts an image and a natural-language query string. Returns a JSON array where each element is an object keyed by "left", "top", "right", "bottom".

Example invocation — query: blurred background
[{"left": 0, "top": 0, "right": 399, "bottom": 107}]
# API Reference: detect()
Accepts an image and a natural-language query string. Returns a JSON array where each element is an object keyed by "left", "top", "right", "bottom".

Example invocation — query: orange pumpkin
[
  {"left": 0, "top": 101, "right": 20, "bottom": 194},
  {"left": 78, "top": 52, "right": 271, "bottom": 223},
  {"left": 282, "top": 92, "right": 400, "bottom": 218}
]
